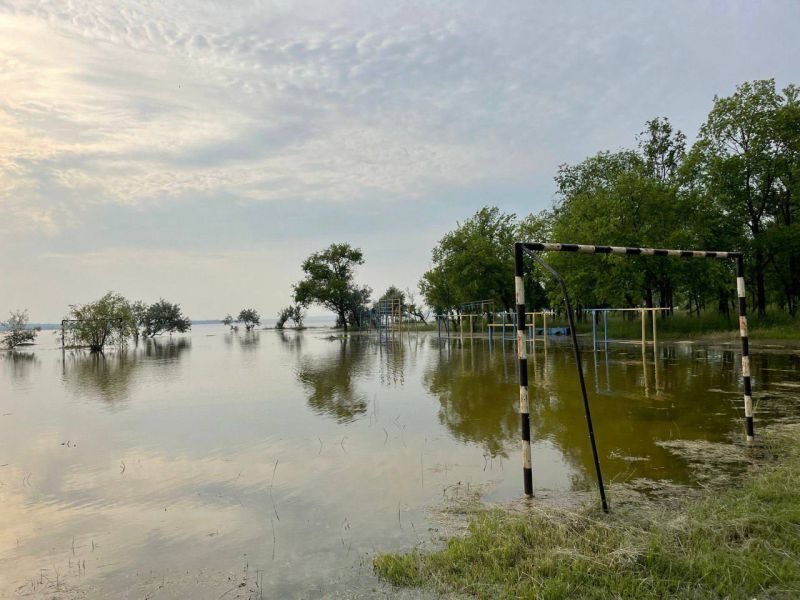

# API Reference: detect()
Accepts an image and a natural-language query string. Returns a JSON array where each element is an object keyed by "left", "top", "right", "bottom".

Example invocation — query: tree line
[{"left": 419, "top": 79, "right": 800, "bottom": 318}]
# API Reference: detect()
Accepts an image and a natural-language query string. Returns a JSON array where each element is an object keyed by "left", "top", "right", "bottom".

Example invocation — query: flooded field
[{"left": 1, "top": 325, "right": 798, "bottom": 598}]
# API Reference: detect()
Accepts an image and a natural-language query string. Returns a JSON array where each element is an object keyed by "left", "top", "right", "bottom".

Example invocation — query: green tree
[
  {"left": 687, "top": 79, "right": 799, "bottom": 315},
  {"left": 237, "top": 308, "right": 261, "bottom": 331},
  {"left": 276, "top": 308, "right": 290, "bottom": 330},
  {"left": 222, "top": 314, "right": 235, "bottom": 328},
  {"left": 419, "top": 207, "right": 517, "bottom": 315},
  {"left": 1, "top": 310, "right": 38, "bottom": 350},
  {"left": 293, "top": 243, "right": 371, "bottom": 331},
  {"left": 378, "top": 285, "right": 406, "bottom": 306},
  {"left": 65, "top": 292, "right": 137, "bottom": 352},
  {"left": 140, "top": 299, "right": 191, "bottom": 337},
  {"left": 289, "top": 304, "right": 305, "bottom": 328}
]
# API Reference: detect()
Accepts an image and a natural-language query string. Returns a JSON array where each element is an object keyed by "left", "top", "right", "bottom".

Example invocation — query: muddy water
[{"left": 1, "top": 326, "right": 798, "bottom": 598}]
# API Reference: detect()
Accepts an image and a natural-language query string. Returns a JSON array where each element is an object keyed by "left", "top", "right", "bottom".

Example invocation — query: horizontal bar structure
[
  {"left": 521, "top": 242, "right": 741, "bottom": 259},
  {"left": 581, "top": 307, "right": 671, "bottom": 312}
]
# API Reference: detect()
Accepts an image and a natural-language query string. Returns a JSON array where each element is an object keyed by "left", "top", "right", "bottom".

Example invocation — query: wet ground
[{"left": 1, "top": 325, "right": 798, "bottom": 598}]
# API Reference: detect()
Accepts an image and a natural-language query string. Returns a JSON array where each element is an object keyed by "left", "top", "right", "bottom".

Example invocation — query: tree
[
  {"left": 222, "top": 314, "right": 235, "bottom": 328},
  {"left": 237, "top": 308, "right": 261, "bottom": 330},
  {"left": 276, "top": 308, "right": 290, "bottom": 330},
  {"left": 1, "top": 310, "right": 38, "bottom": 350},
  {"left": 277, "top": 305, "right": 306, "bottom": 329},
  {"left": 65, "top": 292, "right": 137, "bottom": 352},
  {"left": 140, "top": 299, "right": 191, "bottom": 337},
  {"left": 687, "top": 79, "right": 799, "bottom": 315},
  {"left": 419, "top": 207, "right": 519, "bottom": 315},
  {"left": 289, "top": 304, "right": 305, "bottom": 328},
  {"left": 293, "top": 243, "right": 371, "bottom": 331},
  {"left": 404, "top": 287, "right": 428, "bottom": 324},
  {"left": 130, "top": 300, "right": 148, "bottom": 343},
  {"left": 378, "top": 286, "right": 406, "bottom": 306}
]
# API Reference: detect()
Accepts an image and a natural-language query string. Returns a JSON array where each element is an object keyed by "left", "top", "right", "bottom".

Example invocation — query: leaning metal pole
[{"left": 524, "top": 246, "right": 609, "bottom": 512}]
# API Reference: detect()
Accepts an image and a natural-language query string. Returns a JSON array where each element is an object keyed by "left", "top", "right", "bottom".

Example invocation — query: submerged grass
[{"left": 374, "top": 427, "right": 800, "bottom": 599}]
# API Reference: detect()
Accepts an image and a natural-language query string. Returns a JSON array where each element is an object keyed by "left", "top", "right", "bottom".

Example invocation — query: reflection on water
[
  {"left": 1, "top": 350, "right": 39, "bottom": 383},
  {"left": 62, "top": 338, "right": 190, "bottom": 407},
  {"left": 1, "top": 326, "right": 797, "bottom": 597},
  {"left": 424, "top": 342, "right": 516, "bottom": 457},
  {"left": 297, "top": 338, "right": 370, "bottom": 423}
]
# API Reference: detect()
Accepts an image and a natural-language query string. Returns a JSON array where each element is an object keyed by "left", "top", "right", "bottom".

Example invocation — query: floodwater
[{"left": 1, "top": 325, "right": 798, "bottom": 598}]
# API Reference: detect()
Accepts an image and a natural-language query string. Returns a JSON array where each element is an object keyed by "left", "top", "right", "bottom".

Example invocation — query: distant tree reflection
[
  {"left": 63, "top": 339, "right": 190, "bottom": 407},
  {"left": 423, "top": 340, "right": 517, "bottom": 457},
  {"left": 296, "top": 338, "right": 370, "bottom": 423},
  {"left": 1, "top": 351, "right": 39, "bottom": 382}
]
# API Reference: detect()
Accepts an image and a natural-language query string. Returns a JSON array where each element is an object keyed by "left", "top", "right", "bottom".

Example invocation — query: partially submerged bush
[{"left": 1, "top": 310, "right": 39, "bottom": 349}]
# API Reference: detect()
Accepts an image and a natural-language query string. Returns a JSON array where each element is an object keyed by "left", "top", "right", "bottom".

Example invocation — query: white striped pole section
[
  {"left": 737, "top": 257, "right": 755, "bottom": 442},
  {"left": 520, "top": 242, "right": 753, "bottom": 442},
  {"left": 515, "top": 243, "right": 533, "bottom": 496}
]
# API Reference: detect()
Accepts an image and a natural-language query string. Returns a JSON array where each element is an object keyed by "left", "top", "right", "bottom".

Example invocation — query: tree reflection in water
[
  {"left": 296, "top": 338, "right": 371, "bottom": 423},
  {"left": 1, "top": 351, "right": 39, "bottom": 382},
  {"left": 63, "top": 338, "right": 190, "bottom": 407},
  {"left": 423, "top": 338, "right": 517, "bottom": 458}
]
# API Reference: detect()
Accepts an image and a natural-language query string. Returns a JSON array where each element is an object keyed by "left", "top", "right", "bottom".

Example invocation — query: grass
[{"left": 374, "top": 427, "right": 800, "bottom": 599}]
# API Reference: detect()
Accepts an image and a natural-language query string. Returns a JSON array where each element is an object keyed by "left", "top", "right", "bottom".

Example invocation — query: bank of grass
[{"left": 374, "top": 427, "right": 800, "bottom": 599}]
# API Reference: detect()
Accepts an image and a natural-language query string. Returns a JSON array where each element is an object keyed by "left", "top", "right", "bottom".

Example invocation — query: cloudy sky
[{"left": 1, "top": 0, "right": 798, "bottom": 321}]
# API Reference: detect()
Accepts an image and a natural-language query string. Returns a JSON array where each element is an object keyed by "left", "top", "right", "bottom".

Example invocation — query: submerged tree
[
  {"left": 1, "top": 310, "right": 39, "bottom": 350},
  {"left": 276, "top": 307, "right": 290, "bottom": 330},
  {"left": 140, "top": 299, "right": 191, "bottom": 337},
  {"left": 237, "top": 308, "right": 261, "bottom": 331},
  {"left": 294, "top": 243, "right": 371, "bottom": 331},
  {"left": 276, "top": 304, "right": 305, "bottom": 329},
  {"left": 65, "top": 292, "right": 137, "bottom": 352},
  {"left": 222, "top": 314, "right": 235, "bottom": 329},
  {"left": 289, "top": 304, "right": 305, "bottom": 328}
]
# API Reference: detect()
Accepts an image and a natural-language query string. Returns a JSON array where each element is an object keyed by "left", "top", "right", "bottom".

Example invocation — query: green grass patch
[{"left": 374, "top": 428, "right": 800, "bottom": 599}]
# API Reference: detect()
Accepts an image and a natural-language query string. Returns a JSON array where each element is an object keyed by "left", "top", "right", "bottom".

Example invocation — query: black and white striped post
[
  {"left": 737, "top": 256, "right": 754, "bottom": 442},
  {"left": 516, "top": 242, "right": 755, "bottom": 452},
  {"left": 514, "top": 244, "right": 533, "bottom": 496}
]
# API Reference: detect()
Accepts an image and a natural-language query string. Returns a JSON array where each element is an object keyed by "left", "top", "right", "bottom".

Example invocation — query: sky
[{"left": 1, "top": 0, "right": 799, "bottom": 322}]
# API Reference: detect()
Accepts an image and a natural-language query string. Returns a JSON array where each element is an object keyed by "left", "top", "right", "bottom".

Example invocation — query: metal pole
[
  {"left": 651, "top": 308, "right": 657, "bottom": 347},
  {"left": 737, "top": 257, "right": 755, "bottom": 442},
  {"left": 603, "top": 310, "right": 608, "bottom": 350},
  {"left": 543, "top": 311, "right": 547, "bottom": 349},
  {"left": 526, "top": 249, "right": 608, "bottom": 512},
  {"left": 641, "top": 308, "right": 646, "bottom": 347},
  {"left": 514, "top": 243, "right": 533, "bottom": 496},
  {"left": 592, "top": 310, "right": 596, "bottom": 352}
]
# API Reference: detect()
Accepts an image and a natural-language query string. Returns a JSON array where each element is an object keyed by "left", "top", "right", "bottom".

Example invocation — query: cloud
[{"left": 1, "top": 0, "right": 799, "bottom": 319}]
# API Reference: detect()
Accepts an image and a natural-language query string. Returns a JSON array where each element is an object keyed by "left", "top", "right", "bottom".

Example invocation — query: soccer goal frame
[{"left": 514, "top": 242, "right": 754, "bottom": 511}]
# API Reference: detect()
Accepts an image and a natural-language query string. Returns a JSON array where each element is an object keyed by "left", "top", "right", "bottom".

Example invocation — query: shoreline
[{"left": 373, "top": 424, "right": 800, "bottom": 598}]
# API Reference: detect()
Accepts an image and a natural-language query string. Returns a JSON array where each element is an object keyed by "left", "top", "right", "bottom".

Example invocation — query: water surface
[{"left": 1, "top": 326, "right": 798, "bottom": 597}]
